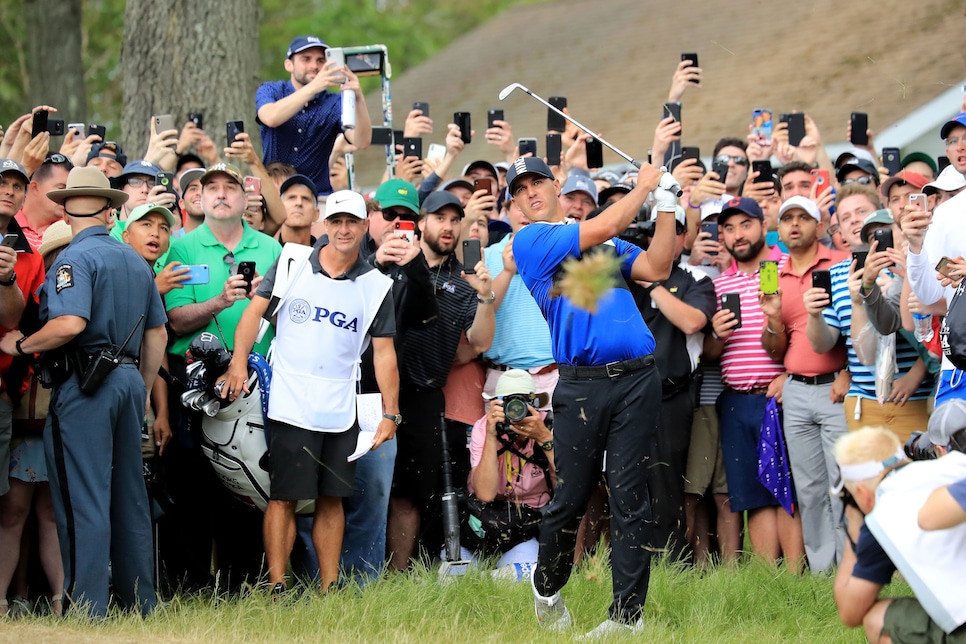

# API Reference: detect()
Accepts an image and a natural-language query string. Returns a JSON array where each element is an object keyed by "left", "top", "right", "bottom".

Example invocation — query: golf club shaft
[{"left": 512, "top": 86, "right": 640, "bottom": 168}]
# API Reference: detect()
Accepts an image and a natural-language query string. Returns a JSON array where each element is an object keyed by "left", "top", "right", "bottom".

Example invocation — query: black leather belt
[
  {"left": 558, "top": 354, "right": 655, "bottom": 380},
  {"left": 726, "top": 386, "right": 769, "bottom": 395},
  {"left": 788, "top": 372, "right": 837, "bottom": 386}
]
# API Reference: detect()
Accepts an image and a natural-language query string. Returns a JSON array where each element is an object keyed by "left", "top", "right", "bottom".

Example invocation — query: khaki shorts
[
  {"left": 684, "top": 404, "right": 728, "bottom": 496},
  {"left": 883, "top": 597, "right": 966, "bottom": 643}
]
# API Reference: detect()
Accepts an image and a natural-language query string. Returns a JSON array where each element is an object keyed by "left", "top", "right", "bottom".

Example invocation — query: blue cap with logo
[
  {"left": 286, "top": 35, "right": 328, "bottom": 58},
  {"left": 561, "top": 173, "right": 598, "bottom": 203},
  {"left": 718, "top": 196, "right": 764, "bottom": 224}
]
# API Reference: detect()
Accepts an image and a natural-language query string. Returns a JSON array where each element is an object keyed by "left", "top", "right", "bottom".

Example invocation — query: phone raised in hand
[
  {"left": 585, "top": 137, "right": 604, "bottom": 169},
  {"left": 547, "top": 96, "right": 567, "bottom": 132},
  {"left": 518, "top": 138, "right": 537, "bottom": 158},
  {"left": 752, "top": 160, "right": 774, "bottom": 184},
  {"left": 412, "top": 101, "right": 429, "bottom": 117},
  {"left": 181, "top": 265, "right": 210, "bottom": 286},
  {"left": 243, "top": 176, "right": 262, "bottom": 196},
  {"left": 473, "top": 177, "right": 494, "bottom": 197},
  {"left": 487, "top": 109, "right": 504, "bottom": 129},
  {"left": 681, "top": 52, "right": 699, "bottom": 68},
  {"left": 759, "top": 260, "right": 779, "bottom": 294},
  {"left": 546, "top": 133, "right": 562, "bottom": 166},
  {"left": 720, "top": 292, "right": 742, "bottom": 328},
  {"left": 31, "top": 110, "right": 49, "bottom": 138},
  {"left": 402, "top": 137, "right": 422, "bottom": 160},
  {"left": 462, "top": 239, "right": 482, "bottom": 274},
  {"left": 237, "top": 261, "right": 256, "bottom": 291},
  {"left": 188, "top": 112, "right": 204, "bottom": 130},
  {"left": 810, "top": 169, "right": 831, "bottom": 193},
  {"left": 780, "top": 112, "right": 806, "bottom": 147},
  {"left": 882, "top": 147, "right": 902, "bottom": 176},
  {"left": 701, "top": 221, "right": 719, "bottom": 256},
  {"left": 872, "top": 227, "right": 894, "bottom": 252},
  {"left": 712, "top": 160, "right": 729, "bottom": 184},
  {"left": 811, "top": 269, "right": 832, "bottom": 300},
  {"left": 852, "top": 251, "right": 869, "bottom": 271},
  {"left": 157, "top": 172, "right": 176, "bottom": 195},
  {"left": 850, "top": 112, "right": 869, "bottom": 146},
  {"left": 663, "top": 101, "right": 682, "bottom": 136},
  {"left": 752, "top": 108, "right": 773, "bottom": 144},
  {"left": 908, "top": 193, "right": 928, "bottom": 212},
  {"left": 88, "top": 124, "right": 106, "bottom": 140},
  {"left": 370, "top": 126, "right": 393, "bottom": 146},
  {"left": 226, "top": 120, "right": 244, "bottom": 144},
  {"left": 154, "top": 114, "right": 176, "bottom": 134},
  {"left": 395, "top": 220, "right": 415, "bottom": 244},
  {"left": 454, "top": 112, "right": 471, "bottom": 144}
]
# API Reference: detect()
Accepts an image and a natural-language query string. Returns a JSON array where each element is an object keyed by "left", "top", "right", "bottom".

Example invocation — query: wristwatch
[
  {"left": 0, "top": 271, "right": 17, "bottom": 287},
  {"left": 383, "top": 413, "right": 402, "bottom": 426},
  {"left": 538, "top": 438, "right": 554, "bottom": 451},
  {"left": 15, "top": 336, "right": 27, "bottom": 356}
]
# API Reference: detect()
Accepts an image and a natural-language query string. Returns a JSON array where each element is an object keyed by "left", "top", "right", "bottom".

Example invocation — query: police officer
[{"left": 0, "top": 166, "right": 168, "bottom": 618}]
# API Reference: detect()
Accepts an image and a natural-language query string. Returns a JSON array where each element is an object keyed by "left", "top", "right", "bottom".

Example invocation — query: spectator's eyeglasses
[
  {"left": 380, "top": 208, "right": 415, "bottom": 222},
  {"left": 828, "top": 224, "right": 840, "bottom": 236},
  {"left": 842, "top": 176, "right": 874, "bottom": 186},
  {"left": 126, "top": 177, "right": 156, "bottom": 189},
  {"left": 714, "top": 154, "right": 748, "bottom": 167},
  {"left": 223, "top": 251, "right": 237, "bottom": 274},
  {"left": 43, "top": 154, "right": 74, "bottom": 169},
  {"left": 945, "top": 136, "right": 963, "bottom": 147}
]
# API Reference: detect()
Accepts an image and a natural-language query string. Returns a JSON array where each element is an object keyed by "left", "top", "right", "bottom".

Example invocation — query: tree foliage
[{"left": 0, "top": 0, "right": 539, "bottom": 146}]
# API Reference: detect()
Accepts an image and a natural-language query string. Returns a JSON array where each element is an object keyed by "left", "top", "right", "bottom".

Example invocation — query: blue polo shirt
[
  {"left": 513, "top": 221, "right": 655, "bottom": 366},
  {"left": 255, "top": 80, "right": 342, "bottom": 195},
  {"left": 482, "top": 232, "right": 555, "bottom": 369}
]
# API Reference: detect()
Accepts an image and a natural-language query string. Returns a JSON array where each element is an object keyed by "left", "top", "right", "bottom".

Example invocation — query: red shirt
[
  {"left": 778, "top": 243, "right": 848, "bottom": 376},
  {"left": 14, "top": 210, "right": 43, "bottom": 252},
  {"left": 0, "top": 217, "right": 46, "bottom": 390}
]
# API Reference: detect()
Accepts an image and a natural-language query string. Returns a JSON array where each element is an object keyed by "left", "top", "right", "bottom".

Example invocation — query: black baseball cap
[{"left": 505, "top": 157, "right": 555, "bottom": 195}]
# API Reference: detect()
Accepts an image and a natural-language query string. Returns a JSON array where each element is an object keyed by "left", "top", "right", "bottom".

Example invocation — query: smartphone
[
  {"left": 1, "top": 233, "right": 19, "bottom": 248},
  {"left": 585, "top": 137, "right": 604, "bottom": 169},
  {"left": 392, "top": 129, "right": 404, "bottom": 146},
  {"left": 182, "top": 265, "right": 210, "bottom": 286},
  {"left": 427, "top": 143, "right": 446, "bottom": 166},
  {"left": 882, "top": 147, "right": 901, "bottom": 176},
  {"left": 720, "top": 293, "right": 742, "bottom": 328},
  {"left": 226, "top": 120, "right": 244, "bottom": 144},
  {"left": 873, "top": 227, "right": 894, "bottom": 252},
  {"left": 701, "top": 222, "right": 719, "bottom": 255},
  {"left": 154, "top": 114, "right": 175, "bottom": 134},
  {"left": 325, "top": 47, "right": 346, "bottom": 83},
  {"left": 402, "top": 137, "right": 422, "bottom": 160},
  {"left": 663, "top": 101, "right": 682, "bottom": 136},
  {"left": 31, "top": 110, "right": 49, "bottom": 138},
  {"left": 462, "top": 239, "right": 482, "bottom": 273},
  {"left": 395, "top": 220, "right": 415, "bottom": 244},
  {"left": 243, "top": 176, "right": 262, "bottom": 196},
  {"left": 237, "top": 261, "right": 256, "bottom": 290},
  {"left": 487, "top": 109, "right": 504, "bottom": 129},
  {"left": 812, "top": 270, "right": 832, "bottom": 300},
  {"left": 681, "top": 146, "right": 700, "bottom": 162},
  {"left": 157, "top": 172, "right": 176, "bottom": 194},
  {"left": 454, "top": 112, "right": 472, "bottom": 144},
  {"left": 412, "top": 101, "right": 429, "bottom": 117},
  {"left": 752, "top": 160, "right": 774, "bottom": 184},
  {"left": 68, "top": 122, "right": 85, "bottom": 139},
  {"left": 780, "top": 113, "right": 806, "bottom": 147},
  {"left": 850, "top": 112, "right": 869, "bottom": 146},
  {"left": 518, "top": 137, "right": 537, "bottom": 158},
  {"left": 548, "top": 96, "right": 567, "bottom": 132},
  {"left": 188, "top": 112, "right": 204, "bottom": 130},
  {"left": 938, "top": 156, "right": 951, "bottom": 172},
  {"left": 681, "top": 52, "right": 699, "bottom": 68},
  {"left": 473, "top": 177, "right": 494, "bottom": 196},
  {"left": 370, "top": 126, "right": 393, "bottom": 146},
  {"left": 752, "top": 108, "right": 773, "bottom": 144},
  {"left": 909, "top": 193, "right": 928, "bottom": 212},
  {"left": 712, "top": 160, "right": 729, "bottom": 184},
  {"left": 937, "top": 256, "right": 955, "bottom": 278},
  {"left": 759, "top": 260, "right": 779, "bottom": 294},
  {"left": 810, "top": 168, "right": 831, "bottom": 193},
  {"left": 546, "top": 133, "right": 562, "bottom": 166},
  {"left": 852, "top": 251, "right": 868, "bottom": 271},
  {"left": 87, "top": 123, "right": 106, "bottom": 140}
]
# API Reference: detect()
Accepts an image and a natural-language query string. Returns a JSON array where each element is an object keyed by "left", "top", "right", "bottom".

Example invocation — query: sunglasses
[
  {"left": 379, "top": 208, "right": 415, "bottom": 222},
  {"left": 842, "top": 176, "right": 874, "bottom": 186},
  {"left": 715, "top": 154, "right": 748, "bottom": 167},
  {"left": 43, "top": 154, "right": 74, "bottom": 168}
]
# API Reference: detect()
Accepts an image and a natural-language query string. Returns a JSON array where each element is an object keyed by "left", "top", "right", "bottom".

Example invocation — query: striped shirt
[
  {"left": 713, "top": 247, "right": 787, "bottom": 390},
  {"left": 399, "top": 252, "right": 478, "bottom": 389},
  {"left": 823, "top": 259, "right": 933, "bottom": 400}
]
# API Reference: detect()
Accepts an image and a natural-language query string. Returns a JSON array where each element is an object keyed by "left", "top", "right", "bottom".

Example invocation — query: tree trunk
[
  {"left": 25, "top": 0, "right": 86, "bottom": 122},
  {"left": 121, "top": 0, "right": 260, "bottom": 159}
]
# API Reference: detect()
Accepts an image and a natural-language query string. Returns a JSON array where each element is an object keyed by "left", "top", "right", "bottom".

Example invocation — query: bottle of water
[{"left": 913, "top": 312, "right": 934, "bottom": 342}]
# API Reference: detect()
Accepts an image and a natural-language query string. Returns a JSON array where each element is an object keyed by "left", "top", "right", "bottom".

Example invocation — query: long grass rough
[{"left": 1, "top": 550, "right": 912, "bottom": 643}]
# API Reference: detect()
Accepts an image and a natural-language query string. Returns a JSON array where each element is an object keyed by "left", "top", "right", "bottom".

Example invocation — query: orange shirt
[{"left": 778, "top": 244, "right": 848, "bottom": 376}]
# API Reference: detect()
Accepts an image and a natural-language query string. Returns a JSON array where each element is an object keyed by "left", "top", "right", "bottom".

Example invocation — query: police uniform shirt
[
  {"left": 41, "top": 227, "right": 166, "bottom": 351},
  {"left": 513, "top": 221, "right": 655, "bottom": 366}
]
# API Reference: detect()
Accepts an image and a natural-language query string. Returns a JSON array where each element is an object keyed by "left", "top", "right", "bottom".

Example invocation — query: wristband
[
  {"left": 765, "top": 323, "right": 785, "bottom": 335},
  {"left": 15, "top": 336, "right": 27, "bottom": 356},
  {"left": 0, "top": 271, "right": 17, "bottom": 287},
  {"left": 478, "top": 291, "right": 496, "bottom": 304}
]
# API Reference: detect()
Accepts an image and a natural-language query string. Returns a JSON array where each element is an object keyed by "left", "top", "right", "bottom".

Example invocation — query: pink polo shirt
[{"left": 778, "top": 243, "right": 848, "bottom": 376}]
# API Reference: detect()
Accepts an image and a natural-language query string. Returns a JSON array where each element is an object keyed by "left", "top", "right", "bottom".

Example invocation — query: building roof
[{"left": 354, "top": 0, "right": 966, "bottom": 186}]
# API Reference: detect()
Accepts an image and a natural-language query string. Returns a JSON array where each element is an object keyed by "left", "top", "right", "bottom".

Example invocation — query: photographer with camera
[
  {"left": 833, "top": 425, "right": 966, "bottom": 643},
  {"left": 458, "top": 369, "right": 554, "bottom": 579}
]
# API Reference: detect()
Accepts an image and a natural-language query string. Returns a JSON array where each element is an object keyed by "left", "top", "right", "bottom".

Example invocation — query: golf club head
[
  {"left": 186, "top": 361, "right": 205, "bottom": 378},
  {"left": 202, "top": 399, "right": 221, "bottom": 417},
  {"left": 181, "top": 390, "right": 202, "bottom": 407},
  {"left": 498, "top": 83, "right": 526, "bottom": 101}
]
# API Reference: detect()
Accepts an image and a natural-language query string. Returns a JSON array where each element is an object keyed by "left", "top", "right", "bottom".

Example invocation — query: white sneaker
[
  {"left": 531, "top": 575, "right": 572, "bottom": 630},
  {"left": 578, "top": 617, "right": 645, "bottom": 640}
]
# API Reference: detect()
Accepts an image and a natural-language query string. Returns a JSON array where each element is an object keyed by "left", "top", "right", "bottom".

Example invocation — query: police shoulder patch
[{"left": 55, "top": 264, "right": 74, "bottom": 293}]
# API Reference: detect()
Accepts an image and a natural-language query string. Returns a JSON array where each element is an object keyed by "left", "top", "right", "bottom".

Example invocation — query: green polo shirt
[{"left": 166, "top": 220, "right": 282, "bottom": 358}]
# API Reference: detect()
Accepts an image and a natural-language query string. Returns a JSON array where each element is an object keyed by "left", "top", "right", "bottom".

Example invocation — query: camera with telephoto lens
[
  {"left": 904, "top": 431, "right": 940, "bottom": 461},
  {"left": 496, "top": 393, "right": 535, "bottom": 437}
]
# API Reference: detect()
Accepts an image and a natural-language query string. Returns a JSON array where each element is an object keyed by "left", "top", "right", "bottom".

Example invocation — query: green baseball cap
[{"left": 374, "top": 178, "right": 419, "bottom": 214}]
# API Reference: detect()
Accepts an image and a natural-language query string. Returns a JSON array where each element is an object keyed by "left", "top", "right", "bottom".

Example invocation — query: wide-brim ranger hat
[
  {"left": 481, "top": 368, "right": 550, "bottom": 408},
  {"left": 46, "top": 166, "right": 129, "bottom": 208}
]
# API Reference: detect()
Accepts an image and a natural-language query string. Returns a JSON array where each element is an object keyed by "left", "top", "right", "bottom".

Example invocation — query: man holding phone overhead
[
  {"left": 760, "top": 195, "right": 848, "bottom": 575},
  {"left": 256, "top": 35, "right": 372, "bottom": 196}
]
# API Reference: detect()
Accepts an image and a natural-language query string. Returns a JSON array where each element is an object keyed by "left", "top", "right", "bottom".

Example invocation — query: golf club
[{"left": 499, "top": 83, "right": 682, "bottom": 197}]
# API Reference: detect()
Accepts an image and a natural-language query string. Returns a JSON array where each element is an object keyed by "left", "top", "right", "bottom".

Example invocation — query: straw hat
[{"left": 38, "top": 220, "right": 73, "bottom": 257}]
